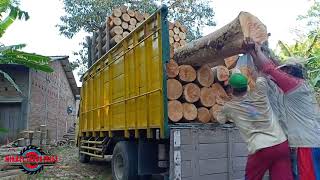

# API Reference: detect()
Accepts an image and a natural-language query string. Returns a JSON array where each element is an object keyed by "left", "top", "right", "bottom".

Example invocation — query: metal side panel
[{"left": 169, "top": 124, "right": 270, "bottom": 180}]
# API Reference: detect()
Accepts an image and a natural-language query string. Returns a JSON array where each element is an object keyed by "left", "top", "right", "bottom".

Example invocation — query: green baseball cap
[{"left": 228, "top": 73, "right": 248, "bottom": 89}]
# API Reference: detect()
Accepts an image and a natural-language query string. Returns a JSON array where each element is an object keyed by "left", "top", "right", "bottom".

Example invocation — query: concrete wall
[{"left": 29, "top": 60, "right": 76, "bottom": 143}]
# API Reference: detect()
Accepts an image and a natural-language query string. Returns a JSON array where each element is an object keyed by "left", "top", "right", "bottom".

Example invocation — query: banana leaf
[
  {"left": 0, "top": 44, "right": 26, "bottom": 51},
  {"left": 278, "top": 40, "right": 292, "bottom": 57},
  {"left": 0, "top": 69, "right": 22, "bottom": 93},
  {"left": 0, "top": 5, "right": 29, "bottom": 37}
]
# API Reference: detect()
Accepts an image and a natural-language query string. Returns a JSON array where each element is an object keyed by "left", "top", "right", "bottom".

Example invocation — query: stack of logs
[
  {"left": 167, "top": 61, "right": 232, "bottom": 123},
  {"left": 89, "top": 6, "right": 150, "bottom": 65},
  {"left": 169, "top": 22, "right": 187, "bottom": 49},
  {"left": 108, "top": 6, "right": 149, "bottom": 46}
]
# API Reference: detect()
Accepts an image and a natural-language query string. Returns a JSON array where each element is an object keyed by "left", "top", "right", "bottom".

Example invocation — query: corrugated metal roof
[{"left": 50, "top": 56, "right": 80, "bottom": 97}]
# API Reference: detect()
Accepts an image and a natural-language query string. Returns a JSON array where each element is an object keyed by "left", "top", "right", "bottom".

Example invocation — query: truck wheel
[
  {"left": 79, "top": 150, "right": 90, "bottom": 163},
  {"left": 112, "top": 141, "right": 138, "bottom": 180}
]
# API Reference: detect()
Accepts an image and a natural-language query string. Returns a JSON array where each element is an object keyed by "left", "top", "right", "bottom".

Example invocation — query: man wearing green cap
[{"left": 217, "top": 72, "right": 293, "bottom": 180}]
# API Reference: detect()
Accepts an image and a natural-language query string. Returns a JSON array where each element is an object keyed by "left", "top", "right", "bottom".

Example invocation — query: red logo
[{"left": 4, "top": 145, "right": 58, "bottom": 174}]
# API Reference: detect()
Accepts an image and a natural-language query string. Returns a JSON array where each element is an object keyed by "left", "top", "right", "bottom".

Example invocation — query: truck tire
[
  {"left": 112, "top": 141, "right": 138, "bottom": 180},
  {"left": 79, "top": 149, "right": 90, "bottom": 163}
]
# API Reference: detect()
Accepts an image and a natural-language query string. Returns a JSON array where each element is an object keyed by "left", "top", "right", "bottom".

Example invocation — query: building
[{"left": 0, "top": 56, "right": 80, "bottom": 144}]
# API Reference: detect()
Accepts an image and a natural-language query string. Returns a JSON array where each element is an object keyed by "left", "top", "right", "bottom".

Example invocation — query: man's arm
[
  {"left": 216, "top": 106, "right": 229, "bottom": 124},
  {"left": 244, "top": 41, "right": 301, "bottom": 93}
]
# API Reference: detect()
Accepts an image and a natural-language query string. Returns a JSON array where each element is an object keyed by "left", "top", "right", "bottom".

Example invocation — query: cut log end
[
  {"left": 210, "top": 104, "right": 223, "bottom": 122},
  {"left": 211, "top": 83, "right": 230, "bottom": 100},
  {"left": 182, "top": 103, "right": 197, "bottom": 121},
  {"left": 200, "top": 87, "right": 216, "bottom": 107},
  {"left": 167, "top": 79, "right": 183, "bottom": 100},
  {"left": 197, "top": 65, "right": 214, "bottom": 87},
  {"left": 168, "top": 100, "right": 183, "bottom": 122},
  {"left": 129, "top": 18, "right": 137, "bottom": 26},
  {"left": 166, "top": 60, "right": 179, "bottom": 78},
  {"left": 135, "top": 11, "right": 144, "bottom": 22},
  {"left": 179, "top": 65, "right": 196, "bottom": 83},
  {"left": 121, "top": 13, "right": 131, "bottom": 22},
  {"left": 213, "top": 66, "right": 230, "bottom": 82},
  {"left": 224, "top": 55, "right": 239, "bottom": 69},
  {"left": 173, "top": 27, "right": 180, "bottom": 34},
  {"left": 110, "top": 26, "right": 124, "bottom": 37},
  {"left": 113, "top": 8, "right": 122, "bottom": 17},
  {"left": 127, "top": 9, "right": 135, "bottom": 17},
  {"left": 183, "top": 83, "right": 200, "bottom": 103},
  {"left": 197, "top": 107, "right": 211, "bottom": 123}
]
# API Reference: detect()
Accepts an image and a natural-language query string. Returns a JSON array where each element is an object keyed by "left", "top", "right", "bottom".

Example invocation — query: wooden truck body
[{"left": 78, "top": 6, "right": 266, "bottom": 180}]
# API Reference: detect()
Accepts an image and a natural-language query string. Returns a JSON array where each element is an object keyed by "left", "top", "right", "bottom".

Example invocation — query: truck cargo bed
[{"left": 169, "top": 124, "right": 269, "bottom": 180}]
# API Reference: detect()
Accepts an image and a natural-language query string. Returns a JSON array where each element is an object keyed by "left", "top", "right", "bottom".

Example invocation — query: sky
[{"left": 1, "top": 0, "right": 314, "bottom": 86}]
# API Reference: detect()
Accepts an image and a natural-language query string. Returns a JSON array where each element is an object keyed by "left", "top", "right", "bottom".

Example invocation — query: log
[
  {"left": 123, "top": 31, "right": 130, "bottom": 37},
  {"left": 121, "top": 22, "right": 129, "bottom": 30},
  {"left": 197, "top": 107, "right": 211, "bottom": 123},
  {"left": 174, "top": 21, "right": 182, "bottom": 28},
  {"left": 120, "top": 5, "right": 128, "bottom": 13},
  {"left": 180, "top": 25, "right": 187, "bottom": 33},
  {"left": 182, "top": 83, "right": 200, "bottom": 103},
  {"left": 170, "top": 47, "right": 174, "bottom": 59},
  {"left": 213, "top": 65, "right": 230, "bottom": 82},
  {"left": 179, "top": 32, "right": 186, "bottom": 40},
  {"left": 121, "top": 13, "right": 131, "bottom": 22},
  {"left": 113, "top": 8, "right": 122, "bottom": 17},
  {"left": 169, "top": 30, "right": 174, "bottom": 37},
  {"left": 127, "top": 9, "right": 135, "bottom": 17},
  {"left": 166, "top": 60, "right": 179, "bottom": 78},
  {"left": 173, "top": 27, "right": 180, "bottom": 34},
  {"left": 224, "top": 55, "right": 239, "bottom": 69},
  {"left": 199, "top": 87, "right": 216, "bottom": 107},
  {"left": 110, "top": 26, "right": 123, "bottom": 37},
  {"left": 174, "top": 34, "right": 180, "bottom": 42},
  {"left": 135, "top": 11, "right": 144, "bottom": 22},
  {"left": 128, "top": 25, "right": 135, "bottom": 32},
  {"left": 182, "top": 103, "right": 197, "bottom": 121},
  {"left": 169, "top": 22, "right": 174, "bottom": 30},
  {"left": 211, "top": 83, "right": 230, "bottom": 100},
  {"left": 180, "top": 39, "right": 187, "bottom": 46},
  {"left": 169, "top": 37, "right": 174, "bottom": 44},
  {"left": 196, "top": 65, "right": 214, "bottom": 87},
  {"left": 178, "top": 65, "right": 196, "bottom": 83},
  {"left": 210, "top": 104, "right": 223, "bottom": 122},
  {"left": 167, "top": 79, "right": 183, "bottom": 100},
  {"left": 110, "top": 34, "right": 123, "bottom": 46},
  {"left": 130, "top": 18, "right": 137, "bottom": 26},
  {"left": 174, "top": 12, "right": 268, "bottom": 66},
  {"left": 174, "top": 42, "right": 181, "bottom": 49},
  {"left": 168, "top": 100, "right": 183, "bottom": 122},
  {"left": 110, "top": 17, "right": 122, "bottom": 27}
]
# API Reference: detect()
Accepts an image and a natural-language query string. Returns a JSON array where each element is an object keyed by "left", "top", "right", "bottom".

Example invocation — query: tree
[
  {"left": 58, "top": 0, "right": 216, "bottom": 74},
  {"left": 297, "top": 0, "right": 320, "bottom": 35},
  {"left": 277, "top": 31, "right": 320, "bottom": 89},
  {"left": 0, "top": 1, "right": 53, "bottom": 93}
]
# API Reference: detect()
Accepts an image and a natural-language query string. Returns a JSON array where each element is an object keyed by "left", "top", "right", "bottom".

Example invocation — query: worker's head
[
  {"left": 277, "top": 58, "right": 306, "bottom": 79},
  {"left": 228, "top": 73, "right": 248, "bottom": 96}
]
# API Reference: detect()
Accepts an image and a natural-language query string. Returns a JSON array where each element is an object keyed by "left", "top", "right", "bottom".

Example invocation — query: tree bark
[
  {"left": 167, "top": 79, "right": 183, "bottom": 100},
  {"left": 178, "top": 65, "right": 196, "bottom": 83},
  {"left": 182, "top": 83, "right": 200, "bottom": 103},
  {"left": 166, "top": 60, "right": 179, "bottom": 78},
  {"left": 197, "top": 107, "right": 211, "bottom": 123},
  {"left": 182, "top": 103, "right": 197, "bottom": 121},
  {"left": 174, "top": 11, "right": 268, "bottom": 66},
  {"left": 197, "top": 65, "right": 214, "bottom": 87},
  {"left": 168, "top": 100, "right": 183, "bottom": 122},
  {"left": 199, "top": 87, "right": 216, "bottom": 107}
]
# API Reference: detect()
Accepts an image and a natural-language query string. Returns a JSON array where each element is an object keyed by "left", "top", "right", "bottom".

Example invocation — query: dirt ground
[{"left": 21, "top": 146, "right": 112, "bottom": 180}]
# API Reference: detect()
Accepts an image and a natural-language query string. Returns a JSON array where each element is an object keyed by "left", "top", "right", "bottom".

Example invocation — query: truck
[{"left": 77, "top": 6, "right": 268, "bottom": 180}]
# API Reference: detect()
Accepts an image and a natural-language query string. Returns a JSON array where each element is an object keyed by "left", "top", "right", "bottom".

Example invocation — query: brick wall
[{"left": 29, "top": 60, "right": 76, "bottom": 143}]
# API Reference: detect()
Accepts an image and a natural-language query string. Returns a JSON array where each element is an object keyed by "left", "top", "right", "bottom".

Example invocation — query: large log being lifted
[{"left": 174, "top": 12, "right": 268, "bottom": 66}]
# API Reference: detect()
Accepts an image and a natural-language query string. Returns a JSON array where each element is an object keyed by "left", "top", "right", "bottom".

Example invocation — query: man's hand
[{"left": 242, "top": 38, "right": 263, "bottom": 59}]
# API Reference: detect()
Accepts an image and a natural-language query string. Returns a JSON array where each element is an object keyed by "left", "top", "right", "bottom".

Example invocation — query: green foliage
[
  {"left": 0, "top": 0, "right": 54, "bottom": 92},
  {"left": 276, "top": 32, "right": 320, "bottom": 89},
  {"left": 58, "top": 0, "right": 215, "bottom": 40},
  {"left": 58, "top": 0, "right": 215, "bottom": 75},
  {"left": 297, "top": 1, "right": 320, "bottom": 34}
]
